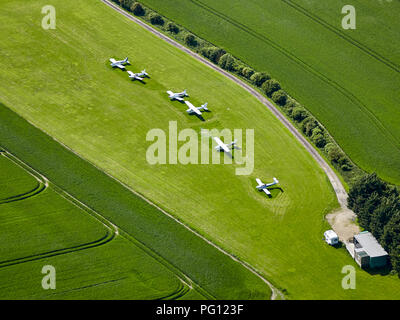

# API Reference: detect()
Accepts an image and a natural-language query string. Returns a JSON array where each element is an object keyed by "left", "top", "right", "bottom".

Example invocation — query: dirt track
[
  {"left": 101, "top": 0, "right": 359, "bottom": 298},
  {"left": 101, "top": 0, "right": 348, "bottom": 207}
]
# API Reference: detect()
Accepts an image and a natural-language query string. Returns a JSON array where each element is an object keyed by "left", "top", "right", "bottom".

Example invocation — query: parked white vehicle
[{"left": 324, "top": 230, "right": 339, "bottom": 245}]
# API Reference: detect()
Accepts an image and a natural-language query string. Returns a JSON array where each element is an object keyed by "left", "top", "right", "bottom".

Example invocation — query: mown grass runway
[
  {"left": 0, "top": 105, "right": 272, "bottom": 299},
  {"left": 140, "top": 0, "right": 400, "bottom": 184},
  {"left": 0, "top": 0, "right": 399, "bottom": 299}
]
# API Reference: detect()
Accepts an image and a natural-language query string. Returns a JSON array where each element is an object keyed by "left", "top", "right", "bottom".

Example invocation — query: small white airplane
[
  {"left": 167, "top": 90, "right": 188, "bottom": 101},
  {"left": 256, "top": 177, "right": 279, "bottom": 196},
  {"left": 127, "top": 69, "right": 149, "bottom": 81},
  {"left": 214, "top": 137, "right": 239, "bottom": 153},
  {"left": 184, "top": 101, "right": 208, "bottom": 116},
  {"left": 109, "top": 57, "right": 130, "bottom": 69}
]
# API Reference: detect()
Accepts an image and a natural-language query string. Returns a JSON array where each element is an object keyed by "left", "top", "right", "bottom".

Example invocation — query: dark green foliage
[
  {"left": 184, "top": 33, "right": 198, "bottom": 46},
  {"left": 218, "top": 53, "right": 235, "bottom": 71},
  {"left": 310, "top": 127, "right": 327, "bottom": 148},
  {"left": 271, "top": 89, "right": 287, "bottom": 106},
  {"left": 301, "top": 117, "right": 318, "bottom": 136},
  {"left": 241, "top": 67, "right": 255, "bottom": 79},
  {"left": 200, "top": 46, "right": 225, "bottom": 63},
  {"left": 166, "top": 21, "right": 179, "bottom": 33},
  {"left": 348, "top": 173, "right": 400, "bottom": 272},
  {"left": 149, "top": 12, "right": 164, "bottom": 25},
  {"left": 233, "top": 62, "right": 245, "bottom": 75},
  {"left": 282, "top": 98, "right": 297, "bottom": 116},
  {"left": 327, "top": 146, "right": 344, "bottom": 163},
  {"left": 250, "top": 72, "right": 270, "bottom": 87},
  {"left": 131, "top": 2, "right": 145, "bottom": 15},
  {"left": 261, "top": 79, "right": 281, "bottom": 96},
  {"left": 382, "top": 213, "right": 400, "bottom": 273},
  {"left": 119, "top": 0, "right": 134, "bottom": 10},
  {"left": 292, "top": 107, "right": 308, "bottom": 122},
  {"left": 324, "top": 142, "right": 335, "bottom": 154},
  {"left": 370, "top": 195, "right": 400, "bottom": 240}
]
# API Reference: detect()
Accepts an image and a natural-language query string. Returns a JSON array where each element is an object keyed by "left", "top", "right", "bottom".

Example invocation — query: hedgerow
[{"left": 111, "top": 0, "right": 367, "bottom": 185}]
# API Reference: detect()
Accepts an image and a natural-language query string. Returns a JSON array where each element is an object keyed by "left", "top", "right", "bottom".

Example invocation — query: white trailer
[{"left": 324, "top": 230, "right": 339, "bottom": 245}]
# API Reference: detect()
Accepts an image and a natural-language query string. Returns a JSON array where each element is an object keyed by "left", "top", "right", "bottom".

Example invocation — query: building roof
[{"left": 354, "top": 231, "right": 388, "bottom": 258}]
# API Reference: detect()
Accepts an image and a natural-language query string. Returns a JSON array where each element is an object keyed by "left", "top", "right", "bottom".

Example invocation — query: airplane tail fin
[
  {"left": 125, "top": 57, "right": 129, "bottom": 64},
  {"left": 273, "top": 177, "right": 279, "bottom": 184},
  {"left": 201, "top": 103, "right": 208, "bottom": 111},
  {"left": 183, "top": 89, "right": 187, "bottom": 96}
]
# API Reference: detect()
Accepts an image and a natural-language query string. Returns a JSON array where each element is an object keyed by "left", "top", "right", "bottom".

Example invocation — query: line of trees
[
  {"left": 348, "top": 173, "right": 400, "bottom": 273},
  {"left": 111, "top": 1, "right": 361, "bottom": 181},
  {"left": 114, "top": 0, "right": 400, "bottom": 276}
]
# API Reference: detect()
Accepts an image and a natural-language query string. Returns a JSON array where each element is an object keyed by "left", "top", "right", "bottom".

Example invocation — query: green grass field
[
  {"left": 139, "top": 0, "right": 400, "bottom": 185},
  {"left": 0, "top": 151, "right": 198, "bottom": 299},
  {"left": 0, "top": 0, "right": 399, "bottom": 299},
  {"left": 0, "top": 104, "right": 272, "bottom": 300}
]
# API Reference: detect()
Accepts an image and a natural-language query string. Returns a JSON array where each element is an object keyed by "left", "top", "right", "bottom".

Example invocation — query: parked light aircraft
[
  {"left": 127, "top": 69, "right": 149, "bottom": 81},
  {"left": 256, "top": 177, "right": 279, "bottom": 196},
  {"left": 109, "top": 57, "right": 130, "bottom": 69},
  {"left": 166, "top": 90, "right": 188, "bottom": 101},
  {"left": 184, "top": 101, "right": 208, "bottom": 115},
  {"left": 214, "top": 137, "right": 239, "bottom": 153}
]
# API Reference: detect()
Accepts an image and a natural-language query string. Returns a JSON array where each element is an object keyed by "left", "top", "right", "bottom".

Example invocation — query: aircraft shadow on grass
[
  {"left": 191, "top": 109, "right": 211, "bottom": 122},
  {"left": 132, "top": 78, "right": 147, "bottom": 85},
  {"left": 258, "top": 186, "right": 283, "bottom": 199}
]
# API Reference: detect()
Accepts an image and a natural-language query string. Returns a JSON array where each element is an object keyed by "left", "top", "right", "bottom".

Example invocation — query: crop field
[
  {"left": 0, "top": 149, "right": 198, "bottom": 299},
  {"left": 0, "top": 104, "right": 272, "bottom": 300},
  {"left": 139, "top": 0, "right": 400, "bottom": 185},
  {"left": 0, "top": 0, "right": 399, "bottom": 300}
]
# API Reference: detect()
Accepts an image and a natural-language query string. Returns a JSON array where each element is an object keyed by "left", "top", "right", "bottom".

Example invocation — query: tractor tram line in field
[
  {"left": 0, "top": 148, "right": 115, "bottom": 269},
  {"left": 102, "top": 0, "right": 284, "bottom": 299},
  {"left": 102, "top": 0, "right": 349, "bottom": 214},
  {"left": 0, "top": 145, "right": 205, "bottom": 299},
  {"left": 101, "top": 0, "right": 384, "bottom": 297},
  {"left": 282, "top": 0, "right": 400, "bottom": 73},
  {"left": 185, "top": 0, "right": 400, "bottom": 152},
  {"left": 36, "top": 103, "right": 281, "bottom": 300},
  {"left": 7, "top": 0, "right": 398, "bottom": 300}
]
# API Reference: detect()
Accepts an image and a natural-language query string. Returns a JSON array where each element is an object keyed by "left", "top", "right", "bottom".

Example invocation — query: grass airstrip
[
  {"left": 140, "top": 0, "right": 400, "bottom": 185},
  {"left": 0, "top": 0, "right": 399, "bottom": 299}
]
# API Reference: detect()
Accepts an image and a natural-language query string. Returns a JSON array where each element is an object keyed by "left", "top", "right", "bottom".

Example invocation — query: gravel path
[{"left": 101, "top": 0, "right": 359, "bottom": 298}]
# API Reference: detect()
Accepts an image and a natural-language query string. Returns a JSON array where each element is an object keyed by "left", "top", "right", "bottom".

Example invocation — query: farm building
[{"left": 352, "top": 231, "right": 388, "bottom": 269}]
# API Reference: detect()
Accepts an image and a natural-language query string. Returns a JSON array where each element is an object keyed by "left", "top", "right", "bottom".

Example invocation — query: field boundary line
[
  {"left": 101, "top": 0, "right": 364, "bottom": 299},
  {"left": 101, "top": 0, "right": 348, "bottom": 207},
  {"left": 0, "top": 149, "right": 117, "bottom": 268},
  {"left": 0, "top": 146, "right": 209, "bottom": 299},
  {"left": 46, "top": 124, "right": 275, "bottom": 299}
]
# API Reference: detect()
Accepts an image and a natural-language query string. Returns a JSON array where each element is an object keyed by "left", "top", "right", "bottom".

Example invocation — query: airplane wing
[
  {"left": 214, "top": 137, "right": 230, "bottom": 153},
  {"left": 109, "top": 58, "right": 116, "bottom": 63},
  {"left": 127, "top": 71, "right": 134, "bottom": 77},
  {"left": 185, "top": 101, "right": 202, "bottom": 115},
  {"left": 256, "top": 178, "right": 264, "bottom": 187},
  {"left": 116, "top": 64, "right": 125, "bottom": 69},
  {"left": 262, "top": 188, "right": 271, "bottom": 195},
  {"left": 166, "top": 91, "right": 173, "bottom": 96},
  {"left": 175, "top": 96, "right": 184, "bottom": 101}
]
